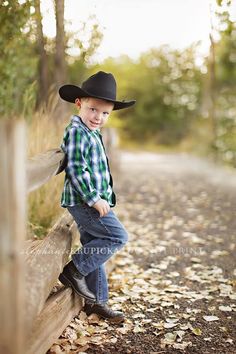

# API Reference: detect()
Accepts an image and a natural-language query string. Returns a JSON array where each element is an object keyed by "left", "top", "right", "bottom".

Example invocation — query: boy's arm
[{"left": 66, "top": 127, "right": 101, "bottom": 207}]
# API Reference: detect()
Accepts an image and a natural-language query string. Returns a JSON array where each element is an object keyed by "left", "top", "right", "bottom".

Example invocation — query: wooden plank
[
  {"left": 27, "top": 148, "right": 65, "bottom": 192},
  {"left": 24, "top": 213, "right": 74, "bottom": 334},
  {"left": 0, "top": 120, "right": 26, "bottom": 354},
  {"left": 26, "top": 258, "right": 116, "bottom": 354},
  {"left": 27, "top": 287, "right": 82, "bottom": 354}
]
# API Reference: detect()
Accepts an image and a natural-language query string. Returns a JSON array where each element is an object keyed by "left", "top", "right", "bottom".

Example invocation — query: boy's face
[{"left": 75, "top": 97, "right": 114, "bottom": 131}]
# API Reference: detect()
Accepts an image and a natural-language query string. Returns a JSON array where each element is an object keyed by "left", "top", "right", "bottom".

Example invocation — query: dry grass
[{"left": 27, "top": 109, "right": 71, "bottom": 239}]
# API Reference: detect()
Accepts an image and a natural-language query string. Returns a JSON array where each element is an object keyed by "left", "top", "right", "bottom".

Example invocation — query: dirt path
[{"left": 49, "top": 152, "right": 236, "bottom": 354}]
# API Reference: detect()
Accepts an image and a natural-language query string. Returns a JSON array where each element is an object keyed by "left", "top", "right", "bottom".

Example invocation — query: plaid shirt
[{"left": 60, "top": 115, "right": 116, "bottom": 208}]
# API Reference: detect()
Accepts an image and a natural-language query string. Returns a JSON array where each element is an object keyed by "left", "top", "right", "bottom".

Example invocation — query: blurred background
[{"left": 1, "top": 0, "right": 236, "bottom": 237}]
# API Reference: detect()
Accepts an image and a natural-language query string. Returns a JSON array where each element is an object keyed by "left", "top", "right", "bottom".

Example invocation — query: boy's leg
[
  {"left": 65, "top": 204, "right": 127, "bottom": 322},
  {"left": 67, "top": 204, "right": 128, "bottom": 277},
  {"left": 79, "top": 228, "right": 109, "bottom": 304}
]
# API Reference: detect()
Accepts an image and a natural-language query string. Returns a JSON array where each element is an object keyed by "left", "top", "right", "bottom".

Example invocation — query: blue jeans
[{"left": 67, "top": 203, "right": 128, "bottom": 304}]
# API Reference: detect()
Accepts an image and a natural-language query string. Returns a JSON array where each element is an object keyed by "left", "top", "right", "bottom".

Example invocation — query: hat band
[{"left": 82, "top": 84, "right": 116, "bottom": 101}]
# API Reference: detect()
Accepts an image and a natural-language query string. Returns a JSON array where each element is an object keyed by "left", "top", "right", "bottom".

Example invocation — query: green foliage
[
  {"left": 211, "top": 0, "right": 236, "bottom": 165},
  {"left": 0, "top": 2, "right": 104, "bottom": 119},
  {"left": 0, "top": 0, "right": 38, "bottom": 118},
  {"left": 215, "top": 3, "right": 236, "bottom": 86},
  {"left": 66, "top": 15, "right": 103, "bottom": 83},
  {"left": 93, "top": 46, "right": 202, "bottom": 145}
]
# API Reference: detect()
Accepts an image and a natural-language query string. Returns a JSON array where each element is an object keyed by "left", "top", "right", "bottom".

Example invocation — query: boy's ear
[{"left": 75, "top": 98, "right": 81, "bottom": 107}]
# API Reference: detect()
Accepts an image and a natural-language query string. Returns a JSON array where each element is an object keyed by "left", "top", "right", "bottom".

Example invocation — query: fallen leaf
[
  {"left": 117, "top": 323, "right": 133, "bottom": 334},
  {"left": 219, "top": 305, "right": 232, "bottom": 312},
  {"left": 48, "top": 344, "right": 64, "bottom": 354},
  {"left": 132, "top": 313, "right": 146, "bottom": 319},
  {"left": 79, "top": 311, "right": 88, "bottom": 321},
  {"left": 89, "top": 336, "right": 104, "bottom": 344},
  {"left": 175, "top": 330, "right": 185, "bottom": 340},
  {"left": 191, "top": 327, "right": 202, "bottom": 336},
  {"left": 173, "top": 341, "right": 192, "bottom": 349},
  {"left": 162, "top": 332, "right": 177, "bottom": 344},
  {"left": 75, "top": 336, "right": 89, "bottom": 346},
  {"left": 87, "top": 314, "right": 100, "bottom": 324},
  {"left": 203, "top": 315, "right": 219, "bottom": 322},
  {"left": 164, "top": 322, "right": 179, "bottom": 329},
  {"left": 133, "top": 325, "right": 146, "bottom": 333}
]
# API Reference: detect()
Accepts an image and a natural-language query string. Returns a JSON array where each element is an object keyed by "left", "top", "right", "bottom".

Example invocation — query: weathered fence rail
[
  {"left": 27, "top": 148, "right": 65, "bottom": 192},
  {"left": 0, "top": 120, "right": 118, "bottom": 354}
]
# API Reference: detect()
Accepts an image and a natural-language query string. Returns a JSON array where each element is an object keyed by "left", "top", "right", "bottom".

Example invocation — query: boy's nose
[{"left": 95, "top": 113, "right": 102, "bottom": 121}]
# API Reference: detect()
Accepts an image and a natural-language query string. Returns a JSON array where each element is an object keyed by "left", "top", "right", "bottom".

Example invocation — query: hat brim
[{"left": 59, "top": 84, "right": 136, "bottom": 110}]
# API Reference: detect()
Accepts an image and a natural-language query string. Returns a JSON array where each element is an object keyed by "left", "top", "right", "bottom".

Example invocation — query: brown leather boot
[{"left": 83, "top": 303, "right": 125, "bottom": 323}]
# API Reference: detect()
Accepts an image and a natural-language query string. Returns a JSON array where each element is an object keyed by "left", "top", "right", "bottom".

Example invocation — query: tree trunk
[
  {"left": 34, "top": 0, "right": 50, "bottom": 107},
  {"left": 53, "top": 0, "right": 69, "bottom": 119},
  {"left": 209, "top": 33, "right": 217, "bottom": 151},
  {"left": 54, "top": 0, "right": 67, "bottom": 87}
]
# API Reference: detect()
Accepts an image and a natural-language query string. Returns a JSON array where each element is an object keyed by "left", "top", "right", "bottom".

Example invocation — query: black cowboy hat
[{"left": 59, "top": 71, "right": 136, "bottom": 110}]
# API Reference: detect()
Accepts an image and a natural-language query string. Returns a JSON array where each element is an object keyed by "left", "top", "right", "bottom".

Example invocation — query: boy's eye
[{"left": 90, "top": 107, "right": 96, "bottom": 112}]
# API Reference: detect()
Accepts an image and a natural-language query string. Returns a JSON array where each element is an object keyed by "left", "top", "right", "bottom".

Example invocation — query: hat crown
[
  {"left": 58, "top": 70, "right": 135, "bottom": 110},
  {"left": 82, "top": 71, "right": 117, "bottom": 101}
]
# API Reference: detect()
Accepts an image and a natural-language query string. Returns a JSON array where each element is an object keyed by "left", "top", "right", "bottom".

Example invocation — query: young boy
[{"left": 58, "top": 71, "right": 135, "bottom": 323}]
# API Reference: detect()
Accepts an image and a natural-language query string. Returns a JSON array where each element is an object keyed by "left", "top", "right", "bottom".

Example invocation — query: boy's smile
[{"left": 75, "top": 97, "right": 114, "bottom": 131}]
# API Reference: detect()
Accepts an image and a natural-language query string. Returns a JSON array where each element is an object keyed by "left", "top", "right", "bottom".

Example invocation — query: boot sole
[
  {"left": 85, "top": 310, "right": 125, "bottom": 324},
  {"left": 59, "top": 273, "right": 96, "bottom": 302}
]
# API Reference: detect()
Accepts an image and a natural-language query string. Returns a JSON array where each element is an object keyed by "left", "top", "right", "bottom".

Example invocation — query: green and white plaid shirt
[{"left": 60, "top": 115, "right": 116, "bottom": 208}]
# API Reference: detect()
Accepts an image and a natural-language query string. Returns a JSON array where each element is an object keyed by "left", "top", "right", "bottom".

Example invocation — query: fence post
[
  {"left": 102, "top": 127, "right": 120, "bottom": 174},
  {"left": 0, "top": 120, "right": 26, "bottom": 354}
]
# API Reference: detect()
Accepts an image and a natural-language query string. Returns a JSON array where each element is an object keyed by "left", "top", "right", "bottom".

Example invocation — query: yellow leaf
[{"left": 192, "top": 327, "right": 202, "bottom": 336}]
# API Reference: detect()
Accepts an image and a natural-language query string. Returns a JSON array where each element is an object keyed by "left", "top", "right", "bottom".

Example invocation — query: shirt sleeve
[{"left": 65, "top": 127, "right": 101, "bottom": 206}]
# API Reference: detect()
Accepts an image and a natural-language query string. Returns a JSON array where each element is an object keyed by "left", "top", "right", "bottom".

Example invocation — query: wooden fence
[{"left": 0, "top": 120, "right": 119, "bottom": 354}]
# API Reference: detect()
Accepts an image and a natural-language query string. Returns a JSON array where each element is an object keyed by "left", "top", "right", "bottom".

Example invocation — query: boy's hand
[{"left": 93, "top": 199, "right": 110, "bottom": 217}]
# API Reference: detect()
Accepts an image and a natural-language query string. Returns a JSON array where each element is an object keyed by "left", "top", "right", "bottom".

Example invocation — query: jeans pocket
[
  {"left": 88, "top": 205, "right": 100, "bottom": 220},
  {"left": 67, "top": 204, "right": 92, "bottom": 228},
  {"left": 82, "top": 203, "right": 100, "bottom": 221}
]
